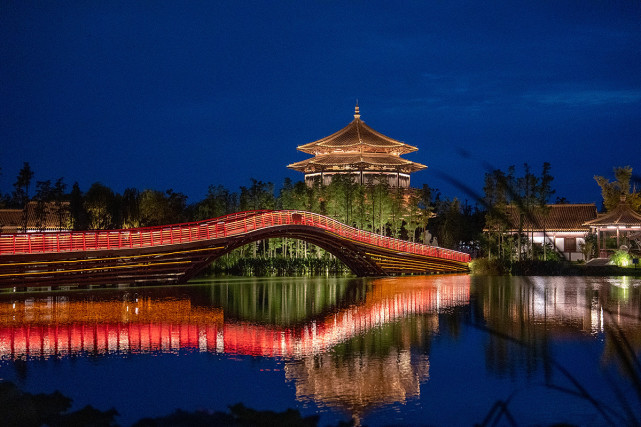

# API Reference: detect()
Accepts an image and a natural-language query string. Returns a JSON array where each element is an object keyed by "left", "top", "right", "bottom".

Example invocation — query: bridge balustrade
[{"left": 0, "top": 210, "right": 470, "bottom": 263}]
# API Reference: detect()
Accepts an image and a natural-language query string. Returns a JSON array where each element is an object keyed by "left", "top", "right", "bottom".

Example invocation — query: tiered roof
[
  {"left": 583, "top": 198, "right": 641, "bottom": 227},
  {"left": 296, "top": 106, "right": 418, "bottom": 155},
  {"left": 288, "top": 106, "right": 426, "bottom": 174},
  {"left": 288, "top": 153, "right": 425, "bottom": 173}
]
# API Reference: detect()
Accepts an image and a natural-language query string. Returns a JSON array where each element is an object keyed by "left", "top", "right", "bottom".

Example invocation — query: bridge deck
[{"left": 0, "top": 210, "right": 470, "bottom": 287}]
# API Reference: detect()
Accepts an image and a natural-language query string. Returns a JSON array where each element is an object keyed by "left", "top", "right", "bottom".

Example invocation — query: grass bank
[{"left": 470, "top": 258, "right": 641, "bottom": 276}]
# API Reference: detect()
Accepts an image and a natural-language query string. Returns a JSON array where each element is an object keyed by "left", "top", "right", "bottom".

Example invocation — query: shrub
[
  {"left": 470, "top": 258, "right": 508, "bottom": 275},
  {"left": 610, "top": 250, "right": 632, "bottom": 267}
]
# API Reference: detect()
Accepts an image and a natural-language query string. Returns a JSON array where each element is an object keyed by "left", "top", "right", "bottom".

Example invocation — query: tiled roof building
[
  {"left": 288, "top": 105, "right": 426, "bottom": 187},
  {"left": 487, "top": 204, "right": 598, "bottom": 261},
  {"left": 583, "top": 197, "right": 641, "bottom": 256},
  {"left": 0, "top": 202, "right": 70, "bottom": 233},
  {"left": 503, "top": 204, "right": 598, "bottom": 231}
]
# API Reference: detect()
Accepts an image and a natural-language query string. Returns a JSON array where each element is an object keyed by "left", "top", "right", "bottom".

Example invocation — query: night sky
[{"left": 2, "top": 1, "right": 640, "bottom": 207}]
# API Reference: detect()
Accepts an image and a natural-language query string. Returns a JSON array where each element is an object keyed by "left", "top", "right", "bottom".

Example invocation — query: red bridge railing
[{"left": 0, "top": 210, "right": 471, "bottom": 263}]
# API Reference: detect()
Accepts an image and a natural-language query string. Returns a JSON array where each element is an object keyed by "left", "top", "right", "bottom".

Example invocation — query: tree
[
  {"left": 70, "top": 182, "right": 88, "bottom": 230},
  {"left": 388, "top": 185, "right": 405, "bottom": 238},
  {"left": 166, "top": 190, "right": 188, "bottom": 224},
  {"left": 594, "top": 166, "right": 641, "bottom": 212},
  {"left": 13, "top": 162, "right": 34, "bottom": 208},
  {"left": 52, "top": 178, "right": 69, "bottom": 230},
  {"left": 323, "top": 174, "right": 359, "bottom": 225},
  {"left": 367, "top": 175, "right": 392, "bottom": 234},
  {"left": 34, "top": 180, "right": 53, "bottom": 231},
  {"left": 516, "top": 163, "right": 538, "bottom": 260},
  {"left": 120, "top": 188, "right": 141, "bottom": 228},
  {"left": 139, "top": 189, "right": 187, "bottom": 226},
  {"left": 438, "top": 198, "right": 463, "bottom": 249},
  {"left": 483, "top": 169, "right": 509, "bottom": 259},
  {"left": 13, "top": 162, "right": 35, "bottom": 231},
  {"left": 403, "top": 188, "right": 423, "bottom": 242},
  {"left": 239, "top": 179, "right": 275, "bottom": 257},
  {"left": 482, "top": 163, "right": 557, "bottom": 261},
  {"left": 536, "top": 162, "right": 555, "bottom": 260},
  {"left": 84, "top": 182, "right": 116, "bottom": 229},
  {"left": 195, "top": 185, "right": 237, "bottom": 220},
  {"left": 239, "top": 178, "right": 275, "bottom": 211},
  {"left": 418, "top": 184, "right": 435, "bottom": 244}
]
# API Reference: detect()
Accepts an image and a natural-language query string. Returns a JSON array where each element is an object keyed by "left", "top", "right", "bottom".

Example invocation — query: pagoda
[
  {"left": 583, "top": 195, "right": 641, "bottom": 257},
  {"left": 288, "top": 105, "right": 426, "bottom": 188}
]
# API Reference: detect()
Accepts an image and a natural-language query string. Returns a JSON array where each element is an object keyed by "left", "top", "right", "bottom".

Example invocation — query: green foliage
[
  {"left": 240, "top": 178, "right": 275, "bottom": 211},
  {"left": 610, "top": 250, "right": 633, "bottom": 267},
  {"left": 594, "top": 166, "right": 641, "bottom": 212},
  {"left": 139, "top": 189, "right": 187, "bottom": 226},
  {"left": 470, "top": 258, "right": 508, "bottom": 275},
  {"left": 119, "top": 187, "right": 141, "bottom": 228},
  {"left": 84, "top": 182, "right": 116, "bottom": 229},
  {"left": 208, "top": 251, "right": 351, "bottom": 276},
  {"left": 532, "top": 242, "right": 562, "bottom": 262},
  {"left": 12, "top": 161, "right": 34, "bottom": 208},
  {"left": 580, "top": 232, "right": 597, "bottom": 261},
  {"left": 69, "top": 182, "right": 88, "bottom": 230},
  {"left": 482, "top": 163, "right": 560, "bottom": 261}
]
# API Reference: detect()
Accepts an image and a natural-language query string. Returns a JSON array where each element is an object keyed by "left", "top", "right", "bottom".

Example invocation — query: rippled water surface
[{"left": 0, "top": 275, "right": 639, "bottom": 426}]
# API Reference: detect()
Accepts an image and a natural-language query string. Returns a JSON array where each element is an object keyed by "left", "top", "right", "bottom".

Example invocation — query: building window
[{"left": 564, "top": 237, "right": 576, "bottom": 252}]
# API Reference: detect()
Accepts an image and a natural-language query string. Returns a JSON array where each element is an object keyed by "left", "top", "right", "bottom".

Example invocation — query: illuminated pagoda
[{"left": 288, "top": 105, "right": 426, "bottom": 188}]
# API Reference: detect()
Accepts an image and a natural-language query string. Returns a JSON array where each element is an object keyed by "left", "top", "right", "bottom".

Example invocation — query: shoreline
[{"left": 471, "top": 258, "right": 641, "bottom": 277}]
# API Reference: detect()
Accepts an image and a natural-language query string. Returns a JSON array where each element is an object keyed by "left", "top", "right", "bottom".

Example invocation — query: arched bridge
[{"left": 0, "top": 210, "right": 470, "bottom": 287}]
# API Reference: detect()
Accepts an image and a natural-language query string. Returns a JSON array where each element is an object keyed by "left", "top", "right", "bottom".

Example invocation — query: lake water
[{"left": 0, "top": 275, "right": 639, "bottom": 426}]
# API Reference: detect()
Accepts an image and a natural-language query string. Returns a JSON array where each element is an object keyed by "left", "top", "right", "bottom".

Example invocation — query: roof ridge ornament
[{"left": 354, "top": 101, "right": 360, "bottom": 119}]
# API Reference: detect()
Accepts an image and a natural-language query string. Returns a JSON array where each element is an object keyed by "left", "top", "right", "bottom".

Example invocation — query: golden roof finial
[{"left": 354, "top": 100, "right": 360, "bottom": 119}]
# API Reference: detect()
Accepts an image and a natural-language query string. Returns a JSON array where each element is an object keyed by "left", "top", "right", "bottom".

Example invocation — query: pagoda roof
[
  {"left": 501, "top": 204, "right": 598, "bottom": 232},
  {"left": 583, "top": 200, "right": 641, "bottom": 227},
  {"left": 287, "top": 152, "right": 427, "bottom": 173},
  {"left": 297, "top": 106, "right": 418, "bottom": 155}
]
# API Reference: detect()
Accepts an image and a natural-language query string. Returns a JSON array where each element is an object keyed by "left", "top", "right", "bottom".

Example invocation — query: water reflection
[
  {"left": 0, "top": 294, "right": 224, "bottom": 357},
  {"left": 0, "top": 275, "right": 639, "bottom": 425},
  {"left": 471, "top": 276, "right": 641, "bottom": 426},
  {"left": 285, "top": 321, "right": 433, "bottom": 420},
  {"left": 472, "top": 276, "right": 641, "bottom": 373},
  {"left": 0, "top": 276, "right": 469, "bottom": 360}
]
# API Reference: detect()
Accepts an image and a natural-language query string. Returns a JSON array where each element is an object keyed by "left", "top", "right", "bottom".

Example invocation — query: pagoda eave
[{"left": 290, "top": 105, "right": 427, "bottom": 188}]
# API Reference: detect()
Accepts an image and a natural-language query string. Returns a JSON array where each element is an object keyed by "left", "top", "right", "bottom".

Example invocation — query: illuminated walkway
[{"left": 0, "top": 210, "right": 470, "bottom": 287}]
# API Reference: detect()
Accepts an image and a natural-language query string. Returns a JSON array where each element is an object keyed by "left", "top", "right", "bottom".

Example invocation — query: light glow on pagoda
[{"left": 288, "top": 105, "right": 427, "bottom": 188}]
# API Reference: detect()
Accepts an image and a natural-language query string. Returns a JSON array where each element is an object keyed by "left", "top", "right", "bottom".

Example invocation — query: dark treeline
[
  {"left": 1, "top": 163, "right": 484, "bottom": 247},
  {"left": 5, "top": 161, "right": 611, "bottom": 274},
  {"left": 1, "top": 162, "right": 486, "bottom": 274}
]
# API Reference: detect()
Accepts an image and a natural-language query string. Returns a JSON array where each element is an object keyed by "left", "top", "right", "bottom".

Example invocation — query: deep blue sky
[{"left": 2, "top": 1, "right": 640, "bottom": 206}]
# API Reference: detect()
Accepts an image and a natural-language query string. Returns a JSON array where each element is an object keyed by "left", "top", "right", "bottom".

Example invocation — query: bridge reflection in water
[
  {"left": 0, "top": 276, "right": 470, "bottom": 359},
  {"left": 0, "top": 276, "right": 469, "bottom": 420}
]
